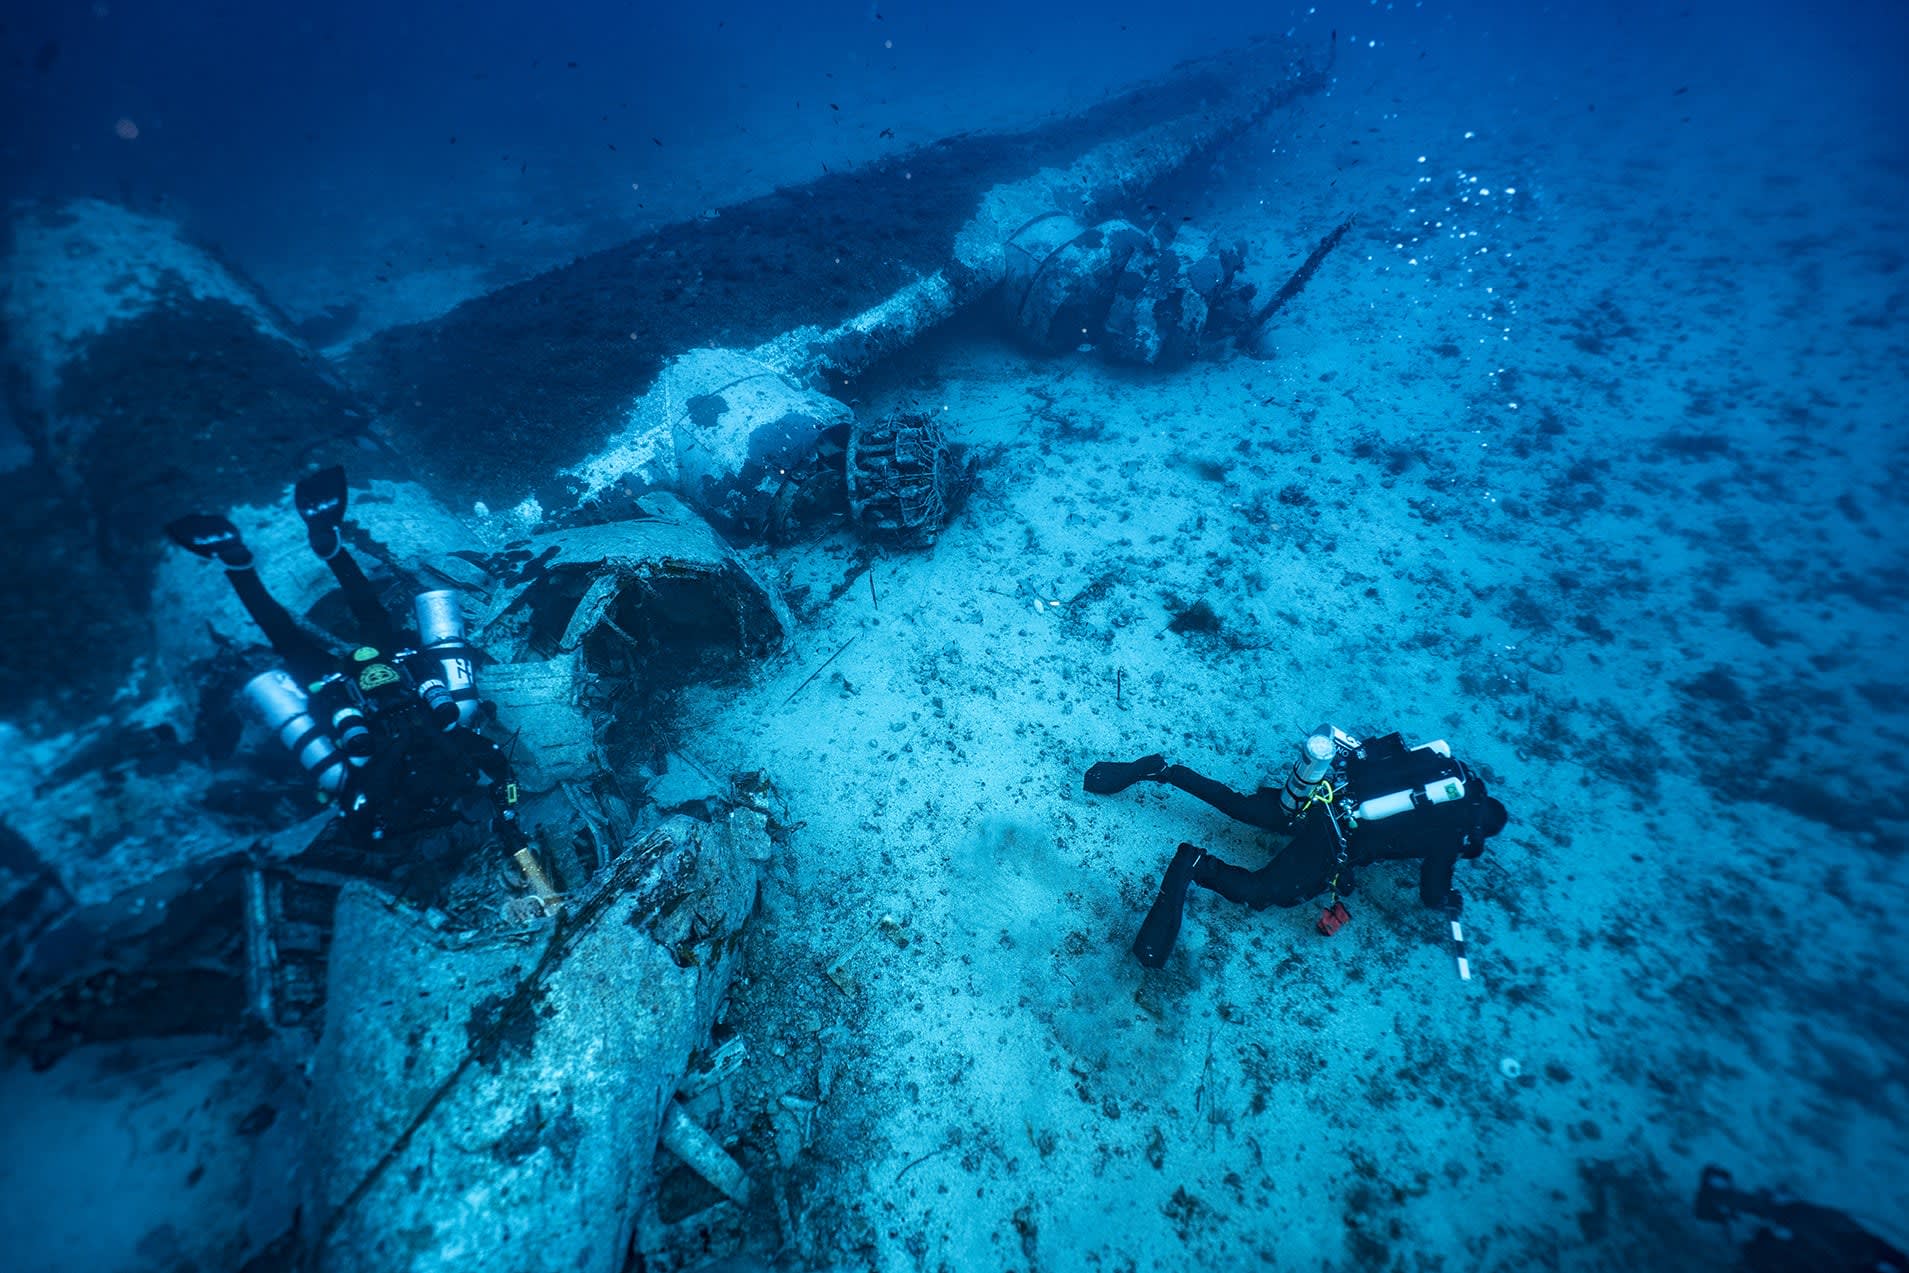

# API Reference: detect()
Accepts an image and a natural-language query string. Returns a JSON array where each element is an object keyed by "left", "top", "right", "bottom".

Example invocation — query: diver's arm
[
  {"left": 491, "top": 791, "right": 529, "bottom": 852},
  {"left": 1417, "top": 843, "right": 1460, "bottom": 909},
  {"left": 462, "top": 730, "right": 528, "bottom": 851}
]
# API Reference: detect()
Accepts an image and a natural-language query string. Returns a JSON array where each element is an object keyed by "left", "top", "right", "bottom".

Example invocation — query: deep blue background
[
  {"left": 2, "top": 2, "right": 1907, "bottom": 1266},
  {"left": 8, "top": 1, "right": 1899, "bottom": 273}
]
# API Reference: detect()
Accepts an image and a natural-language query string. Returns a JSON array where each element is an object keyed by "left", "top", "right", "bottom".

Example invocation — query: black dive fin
[
  {"left": 164, "top": 513, "right": 252, "bottom": 567},
  {"left": 294, "top": 465, "right": 348, "bottom": 555},
  {"left": 1131, "top": 843, "right": 1202, "bottom": 968},
  {"left": 1083, "top": 753, "right": 1167, "bottom": 795}
]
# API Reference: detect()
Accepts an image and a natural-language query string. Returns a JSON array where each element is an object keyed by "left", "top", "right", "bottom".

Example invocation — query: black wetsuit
[
  {"left": 1156, "top": 762, "right": 1489, "bottom": 911},
  {"left": 312, "top": 699, "right": 522, "bottom": 899},
  {"left": 327, "top": 668, "right": 517, "bottom": 843},
  {"left": 175, "top": 474, "right": 520, "bottom": 871},
  {"left": 215, "top": 511, "right": 398, "bottom": 686},
  {"left": 1091, "top": 736, "right": 1504, "bottom": 967}
]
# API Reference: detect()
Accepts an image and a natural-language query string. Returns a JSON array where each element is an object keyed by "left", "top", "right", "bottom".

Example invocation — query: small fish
[
  {"left": 34, "top": 41, "right": 60, "bottom": 73},
  {"left": 652, "top": 137, "right": 663, "bottom": 146},
  {"left": 830, "top": 102, "right": 840, "bottom": 111},
  {"left": 880, "top": 127, "right": 893, "bottom": 138}
]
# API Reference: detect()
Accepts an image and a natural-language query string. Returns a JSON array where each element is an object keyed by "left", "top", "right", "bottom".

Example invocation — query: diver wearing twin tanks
[
  {"left": 1085, "top": 727, "right": 1509, "bottom": 968},
  {"left": 166, "top": 466, "right": 526, "bottom": 862}
]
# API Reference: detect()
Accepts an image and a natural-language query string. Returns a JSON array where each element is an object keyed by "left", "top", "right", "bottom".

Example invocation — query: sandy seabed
[
  {"left": 4, "top": 12, "right": 1905, "bottom": 1271},
  {"left": 659, "top": 39, "right": 1908, "bottom": 1273}
]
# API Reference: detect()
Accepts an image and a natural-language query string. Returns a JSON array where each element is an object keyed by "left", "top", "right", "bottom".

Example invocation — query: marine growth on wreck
[{"left": 3, "top": 4, "right": 1906, "bottom": 1272}]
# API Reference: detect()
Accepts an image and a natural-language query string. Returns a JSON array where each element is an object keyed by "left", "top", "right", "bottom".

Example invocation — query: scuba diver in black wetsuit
[
  {"left": 167, "top": 466, "right": 529, "bottom": 890},
  {"left": 1696, "top": 1164, "right": 1906, "bottom": 1272},
  {"left": 1084, "top": 725, "right": 1508, "bottom": 968}
]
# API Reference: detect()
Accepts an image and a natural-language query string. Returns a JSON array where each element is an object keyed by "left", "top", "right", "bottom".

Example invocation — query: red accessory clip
[{"left": 1316, "top": 901, "right": 1351, "bottom": 936}]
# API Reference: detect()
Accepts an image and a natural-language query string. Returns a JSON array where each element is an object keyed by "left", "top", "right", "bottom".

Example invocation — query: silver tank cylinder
[
  {"left": 243, "top": 668, "right": 348, "bottom": 795},
  {"left": 413, "top": 590, "right": 479, "bottom": 725},
  {"left": 1279, "top": 728, "right": 1337, "bottom": 815}
]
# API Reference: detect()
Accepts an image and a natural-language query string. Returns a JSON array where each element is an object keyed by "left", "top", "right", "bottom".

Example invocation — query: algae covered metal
[
  {"left": 306, "top": 815, "right": 759, "bottom": 1272},
  {"left": 0, "top": 32, "right": 1337, "bottom": 1270}
]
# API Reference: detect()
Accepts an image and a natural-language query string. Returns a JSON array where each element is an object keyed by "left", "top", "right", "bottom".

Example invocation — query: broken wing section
[
  {"left": 480, "top": 491, "right": 794, "bottom": 669},
  {"left": 305, "top": 814, "right": 759, "bottom": 1272}
]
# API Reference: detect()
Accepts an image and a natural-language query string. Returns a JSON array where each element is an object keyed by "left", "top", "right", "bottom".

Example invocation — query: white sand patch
[{"left": 663, "top": 42, "right": 1909, "bottom": 1258}]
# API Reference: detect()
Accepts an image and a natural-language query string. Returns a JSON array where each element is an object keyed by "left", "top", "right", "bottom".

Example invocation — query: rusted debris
[{"left": 846, "top": 409, "right": 959, "bottom": 545}]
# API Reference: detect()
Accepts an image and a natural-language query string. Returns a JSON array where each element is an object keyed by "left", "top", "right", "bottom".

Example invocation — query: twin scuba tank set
[
  {"left": 1274, "top": 724, "right": 1471, "bottom": 937},
  {"left": 240, "top": 590, "right": 479, "bottom": 801}
]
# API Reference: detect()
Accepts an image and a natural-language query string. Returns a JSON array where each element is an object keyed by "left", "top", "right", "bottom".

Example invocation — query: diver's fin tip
[
  {"left": 164, "top": 513, "right": 250, "bottom": 566},
  {"left": 295, "top": 464, "right": 349, "bottom": 527}
]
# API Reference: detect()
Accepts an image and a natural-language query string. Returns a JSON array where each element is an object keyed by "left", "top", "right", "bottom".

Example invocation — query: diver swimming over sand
[{"left": 1085, "top": 726, "right": 1508, "bottom": 968}]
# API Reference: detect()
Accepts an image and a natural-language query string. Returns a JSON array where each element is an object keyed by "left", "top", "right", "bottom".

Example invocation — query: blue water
[{"left": 3, "top": 1, "right": 1905, "bottom": 1269}]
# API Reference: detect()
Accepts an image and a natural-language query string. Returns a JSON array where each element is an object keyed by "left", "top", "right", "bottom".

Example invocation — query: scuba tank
[
  {"left": 1278, "top": 723, "right": 1358, "bottom": 817},
  {"left": 413, "top": 590, "right": 479, "bottom": 727},
  {"left": 310, "top": 671, "right": 374, "bottom": 761},
  {"left": 243, "top": 668, "right": 349, "bottom": 796},
  {"left": 413, "top": 670, "right": 461, "bottom": 731},
  {"left": 343, "top": 642, "right": 459, "bottom": 732},
  {"left": 1346, "top": 737, "right": 1466, "bottom": 823}
]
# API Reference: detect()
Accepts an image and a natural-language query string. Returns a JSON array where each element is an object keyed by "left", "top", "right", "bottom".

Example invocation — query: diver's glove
[{"left": 1083, "top": 754, "right": 1168, "bottom": 795}]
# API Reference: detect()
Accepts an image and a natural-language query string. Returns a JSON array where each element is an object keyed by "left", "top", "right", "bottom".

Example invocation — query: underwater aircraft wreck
[{"left": 0, "top": 34, "right": 1331, "bottom": 1271}]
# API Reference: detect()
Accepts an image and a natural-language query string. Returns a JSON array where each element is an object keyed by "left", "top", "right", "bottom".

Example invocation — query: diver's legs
[
  {"left": 167, "top": 514, "right": 333, "bottom": 681},
  {"left": 1191, "top": 855, "right": 1270, "bottom": 908},
  {"left": 320, "top": 542, "right": 398, "bottom": 650},
  {"left": 1191, "top": 855, "right": 1311, "bottom": 911},
  {"left": 1192, "top": 812, "right": 1342, "bottom": 912},
  {"left": 224, "top": 566, "right": 335, "bottom": 683},
  {"left": 1131, "top": 842, "right": 1204, "bottom": 968},
  {"left": 295, "top": 466, "right": 398, "bottom": 649},
  {"left": 1157, "top": 765, "right": 1289, "bottom": 828}
]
